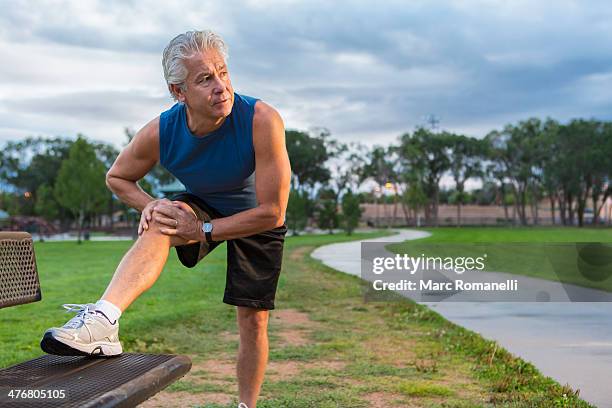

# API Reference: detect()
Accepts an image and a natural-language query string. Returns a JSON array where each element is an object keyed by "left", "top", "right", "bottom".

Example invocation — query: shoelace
[{"left": 62, "top": 303, "right": 96, "bottom": 329}]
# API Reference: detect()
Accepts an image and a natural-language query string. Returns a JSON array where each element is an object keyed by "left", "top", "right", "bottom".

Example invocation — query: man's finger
[
  {"left": 160, "top": 228, "right": 178, "bottom": 236},
  {"left": 155, "top": 216, "right": 178, "bottom": 227},
  {"left": 154, "top": 205, "right": 181, "bottom": 217},
  {"left": 173, "top": 201, "right": 194, "bottom": 213}
]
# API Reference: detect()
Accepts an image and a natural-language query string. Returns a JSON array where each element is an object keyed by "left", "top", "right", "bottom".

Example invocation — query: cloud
[{"left": 1, "top": 0, "right": 612, "bottom": 149}]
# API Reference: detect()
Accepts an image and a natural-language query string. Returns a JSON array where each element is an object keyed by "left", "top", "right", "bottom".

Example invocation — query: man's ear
[{"left": 170, "top": 84, "right": 186, "bottom": 102}]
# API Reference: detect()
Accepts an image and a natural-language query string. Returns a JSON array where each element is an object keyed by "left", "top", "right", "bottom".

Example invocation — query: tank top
[{"left": 159, "top": 93, "right": 258, "bottom": 216}]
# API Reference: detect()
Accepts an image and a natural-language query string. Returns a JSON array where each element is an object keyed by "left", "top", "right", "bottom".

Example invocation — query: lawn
[
  {"left": 388, "top": 227, "right": 612, "bottom": 292},
  {"left": 0, "top": 230, "right": 593, "bottom": 407}
]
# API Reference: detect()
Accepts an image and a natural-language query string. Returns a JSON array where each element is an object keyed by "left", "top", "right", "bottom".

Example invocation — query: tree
[
  {"left": 285, "top": 128, "right": 338, "bottom": 231},
  {"left": 485, "top": 119, "right": 548, "bottom": 226},
  {"left": 545, "top": 119, "right": 611, "bottom": 226},
  {"left": 400, "top": 180, "right": 425, "bottom": 223},
  {"left": 341, "top": 189, "right": 362, "bottom": 235},
  {"left": 285, "top": 129, "right": 332, "bottom": 193},
  {"left": 591, "top": 123, "right": 612, "bottom": 225},
  {"left": 317, "top": 200, "right": 339, "bottom": 234},
  {"left": 397, "top": 128, "right": 453, "bottom": 226},
  {"left": 35, "top": 183, "right": 59, "bottom": 221},
  {"left": 0, "top": 137, "right": 73, "bottom": 217},
  {"left": 360, "top": 145, "right": 398, "bottom": 227},
  {"left": 54, "top": 137, "right": 108, "bottom": 242},
  {"left": 286, "top": 189, "right": 310, "bottom": 235},
  {"left": 326, "top": 142, "right": 367, "bottom": 201},
  {"left": 448, "top": 134, "right": 485, "bottom": 226},
  {"left": 316, "top": 187, "right": 339, "bottom": 234}
]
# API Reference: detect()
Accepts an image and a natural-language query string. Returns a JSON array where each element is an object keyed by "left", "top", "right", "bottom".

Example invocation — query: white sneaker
[
  {"left": 41, "top": 303, "right": 123, "bottom": 357},
  {"left": 238, "top": 404, "right": 249, "bottom": 408}
]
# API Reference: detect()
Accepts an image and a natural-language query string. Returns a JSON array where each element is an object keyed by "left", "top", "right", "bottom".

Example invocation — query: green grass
[
  {"left": 397, "top": 381, "right": 455, "bottom": 397},
  {"left": 0, "top": 228, "right": 594, "bottom": 407},
  {"left": 388, "top": 226, "right": 612, "bottom": 291},
  {"left": 407, "top": 226, "right": 612, "bottom": 243}
]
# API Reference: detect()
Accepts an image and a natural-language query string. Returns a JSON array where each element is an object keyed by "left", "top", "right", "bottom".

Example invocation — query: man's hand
[
  {"left": 153, "top": 201, "right": 204, "bottom": 242},
  {"left": 138, "top": 198, "right": 173, "bottom": 235}
]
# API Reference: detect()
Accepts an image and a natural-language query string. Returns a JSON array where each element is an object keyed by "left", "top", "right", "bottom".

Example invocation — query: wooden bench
[{"left": 0, "top": 232, "right": 191, "bottom": 407}]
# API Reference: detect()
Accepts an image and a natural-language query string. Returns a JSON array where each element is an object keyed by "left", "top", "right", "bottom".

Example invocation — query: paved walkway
[{"left": 311, "top": 230, "right": 612, "bottom": 408}]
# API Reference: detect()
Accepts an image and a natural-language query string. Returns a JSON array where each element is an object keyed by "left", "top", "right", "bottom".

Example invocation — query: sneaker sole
[{"left": 40, "top": 332, "right": 122, "bottom": 357}]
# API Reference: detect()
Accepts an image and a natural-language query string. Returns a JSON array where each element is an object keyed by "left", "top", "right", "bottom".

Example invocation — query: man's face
[{"left": 175, "top": 48, "right": 234, "bottom": 120}]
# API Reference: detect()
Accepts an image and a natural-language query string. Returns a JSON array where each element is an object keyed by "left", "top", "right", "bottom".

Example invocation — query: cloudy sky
[{"left": 1, "top": 0, "right": 612, "bottom": 149}]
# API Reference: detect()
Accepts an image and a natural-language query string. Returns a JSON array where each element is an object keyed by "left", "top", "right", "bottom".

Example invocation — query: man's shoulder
[
  {"left": 252, "top": 100, "right": 284, "bottom": 153},
  {"left": 253, "top": 100, "right": 282, "bottom": 129},
  {"left": 137, "top": 116, "right": 161, "bottom": 143},
  {"left": 160, "top": 102, "right": 182, "bottom": 121}
]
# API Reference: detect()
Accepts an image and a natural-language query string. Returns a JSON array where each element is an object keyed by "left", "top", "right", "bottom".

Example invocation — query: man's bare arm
[
  {"left": 106, "top": 117, "right": 160, "bottom": 212},
  {"left": 207, "top": 101, "right": 290, "bottom": 240}
]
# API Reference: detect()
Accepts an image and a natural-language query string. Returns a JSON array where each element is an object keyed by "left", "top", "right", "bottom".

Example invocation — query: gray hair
[{"left": 162, "top": 30, "right": 229, "bottom": 101}]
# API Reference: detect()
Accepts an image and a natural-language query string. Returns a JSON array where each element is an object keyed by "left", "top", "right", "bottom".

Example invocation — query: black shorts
[{"left": 170, "top": 193, "right": 286, "bottom": 310}]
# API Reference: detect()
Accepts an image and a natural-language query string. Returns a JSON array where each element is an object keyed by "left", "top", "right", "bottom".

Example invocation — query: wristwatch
[{"left": 202, "top": 222, "right": 214, "bottom": 243}]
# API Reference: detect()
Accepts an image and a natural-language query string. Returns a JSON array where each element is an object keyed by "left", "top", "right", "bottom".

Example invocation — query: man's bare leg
[
  {"left": 101, "top": 213, "right": 196, "bottom": 311},
  {"left": 237, "top": 307, "right": 269, "bottom": 408}
]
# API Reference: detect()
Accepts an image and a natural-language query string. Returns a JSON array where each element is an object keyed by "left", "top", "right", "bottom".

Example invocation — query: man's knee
[
  {"left": 237, "top": 308, "right": 269, "bottom": 333},
  {"left": 141, "top": 216, "right": 194, "bottom": 247}
]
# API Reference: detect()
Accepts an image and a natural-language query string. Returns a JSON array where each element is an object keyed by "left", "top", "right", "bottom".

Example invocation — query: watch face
[{"left": 204, "top": 223, "right": 213, "bottom": 233}]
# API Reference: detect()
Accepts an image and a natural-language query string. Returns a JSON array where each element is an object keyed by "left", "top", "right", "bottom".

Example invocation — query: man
[{"left": 41, "top": 30, "right": 291, "bottom": 408}]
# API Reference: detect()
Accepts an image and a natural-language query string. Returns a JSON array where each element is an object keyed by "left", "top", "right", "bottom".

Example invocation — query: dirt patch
[
  {"left": 363, "top": 335, "right": 417, "bottom": 368},
  {"left": 139, "top": 358, "right": 237, "bottom": 407},
  {"left": 310, "top": 360, "right": 345, "bottom": 371},
  {"left": 139, "top": 390, "right": 233, "bottom": 407},
  {"left": 288, "top": 246, "right": 313, "bottom": 262},
  {"left": 219, "top": 330, "right": 239, "bottom": 343},
  {"left": 271, "top": 308, "right": 313, "bottom": 327},
  {"left": 276, "top": 327, "right": 309, "bottom": 346},
  {"left": 270, "top": 308, "right": 319, "bottom": 347},
  {"left": 266, "top": 359, "right": 346, "bottom": 382},
  {"left": 266, "top": 360, "right": 301, "bottom": 381},
  {"left": 362, "top": 392, "right": 413, "bottom": 408},
  {"left": 189, "top": 357, "right": 237, "bottom": 381}
]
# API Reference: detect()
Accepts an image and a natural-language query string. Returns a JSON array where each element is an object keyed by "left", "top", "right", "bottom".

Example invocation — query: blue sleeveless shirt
[{"left": 159, "top": 93, "right": 258, "bottom": 216}]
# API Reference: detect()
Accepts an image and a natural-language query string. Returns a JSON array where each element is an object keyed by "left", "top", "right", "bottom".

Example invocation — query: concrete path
[{"left": 311, "top": 230, "right": 612, "bottom": 408}]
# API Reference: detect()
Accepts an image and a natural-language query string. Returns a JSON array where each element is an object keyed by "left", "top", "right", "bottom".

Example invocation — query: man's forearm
[
  {"left": 106, "top": 176, "right": 154, "bottom": 212},
  {"left": 208, "top": 204, "right": 284, "bottom": 241}
]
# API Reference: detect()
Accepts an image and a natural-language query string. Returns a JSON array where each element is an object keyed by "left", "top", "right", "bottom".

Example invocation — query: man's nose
[{"left": 212, "top": 75, "right": 225, "bottom": 93}]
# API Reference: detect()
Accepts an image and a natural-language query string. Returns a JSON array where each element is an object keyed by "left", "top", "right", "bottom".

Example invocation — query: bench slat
[{"left": 0, "top": 353, "right": 191, "bottom": 407}]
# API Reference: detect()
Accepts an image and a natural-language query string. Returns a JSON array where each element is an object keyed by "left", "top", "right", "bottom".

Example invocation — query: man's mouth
[{"left": 213, "top": 99, "right": 228, "bottom": 106}]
